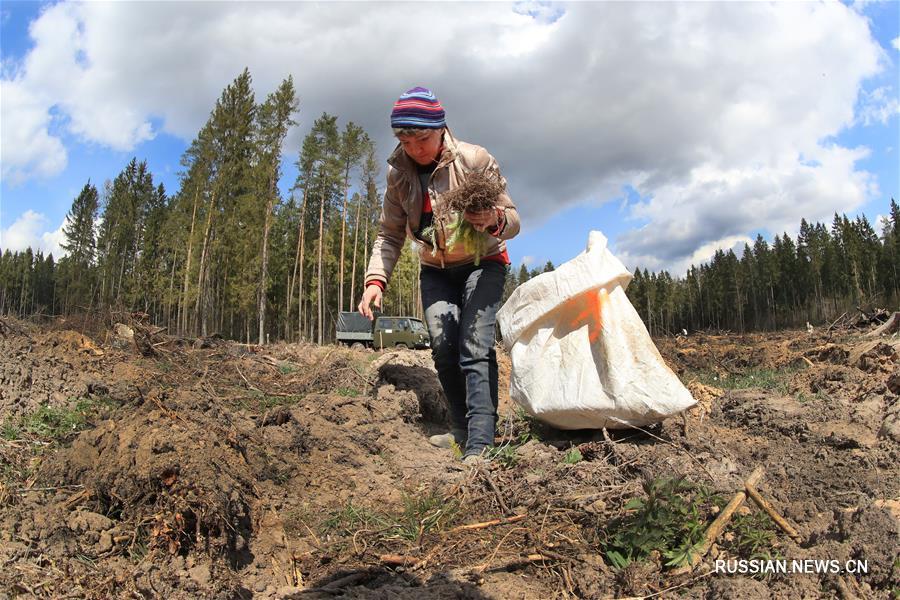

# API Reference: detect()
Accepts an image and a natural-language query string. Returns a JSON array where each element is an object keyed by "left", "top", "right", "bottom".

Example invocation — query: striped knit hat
[{"left": 390, "top": 87, "right": 446, "bottom": 129}]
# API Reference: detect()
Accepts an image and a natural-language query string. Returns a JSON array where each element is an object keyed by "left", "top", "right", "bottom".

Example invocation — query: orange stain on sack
[{"left": 565, "top": 288, "right": 609, "bottom": 343}]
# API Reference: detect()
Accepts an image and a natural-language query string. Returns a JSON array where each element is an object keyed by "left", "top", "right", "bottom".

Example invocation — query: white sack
[{"left": 497, "top": 231, "right": 695, "bottom": 429}]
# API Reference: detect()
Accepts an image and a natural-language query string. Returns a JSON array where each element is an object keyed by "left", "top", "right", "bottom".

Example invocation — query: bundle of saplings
[{"left": 422, "top": 169, "right": 504, "bottom": 265}]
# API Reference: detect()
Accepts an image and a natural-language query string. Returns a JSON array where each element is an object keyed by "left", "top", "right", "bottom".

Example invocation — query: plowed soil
[{"left": 0, "top": 317, "right": 897, "bottom": 599}]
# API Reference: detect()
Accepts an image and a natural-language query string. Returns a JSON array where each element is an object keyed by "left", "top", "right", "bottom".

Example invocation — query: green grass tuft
[
  {"left": 12, "top": 395, "right": 120, "bottom": 442},
  {"left": 321, "top": 489, "right": 459, "bottom": 544},
  {"left": 601, "top": 477, "right": 725, "bottom": 570},
  {"left": 690, "top": 367, "right": 799, "bottom": 394}
]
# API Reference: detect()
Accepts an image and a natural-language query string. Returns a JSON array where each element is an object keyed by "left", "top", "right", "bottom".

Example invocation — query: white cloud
[
  {"left": 619, "top": 235, "right": 752, "bottom": 276},
  {"left": 1, "top": 1, "right": 892, "bottom": 273},
  {"left": 0, "top": 79, "right": 68, "bottom": 183},
  {"left": 1, "top": 2, "right": 155, "bottom": 184},
  {"left": 857, "top": 86, "right": 900, "bottom": 125},
  {"left": 615, "top": 144, "right": 878, "bottom": 273},
  {"left": 893, "top": 36, "right": 900, "bottom": 51},
  {"left": 0, "top": 210, "right": 67, "bottom": 257}
]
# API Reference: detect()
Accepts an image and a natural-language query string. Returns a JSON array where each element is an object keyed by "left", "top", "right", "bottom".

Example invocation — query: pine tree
[
  {"left": 173, "top": 122, "right": 215, "bottom": 335},
  {"left": 855, "top": 215, "right": 880, "bottom": 300},
  {"left": 501, "top": 267, "right": 519, "bottom": 306},
  {"left": 351, "top": 138, "right": 379, "bottom": 311},
  {"left": 517, "top": 264, "right": 530, "bottom": 285},
  {"left": 192, "top": 68, "right": 256, "bottom": 337},
  {"left": 878, "top": 199, "right": 899, "bottom": 300},
  {"left": 96, "top": 158, "right": 156, "bottom": 308},
  {"left": 752, "top": 235, "right": 774, "bottom": 328},
  {"left": 254, "top": 76, "right": 298, "bottom": 344},
  {"left": 136, "top": 183, "right": 168, "bottom": 316},
  {"left": 628, "top": 268, "right": 646, "bottom": 324},
  {"left": 61, "top": 182, "right": 100, "bottom": 266},
  {"left": 338, "top": 122, "right": 365, "bottom": 313},
  {"left": 311, "top": 114, "right": 342, "bottom": 344},
  {"left": 60, "top": 181, "right": 99, "bottom": 310},
  {"left": 774, "top": 233, "right": 798, "bottom": 316},
  {"left": 292, "top": 124, "right": 319, "bottom": 340},
  {"left": 0, "top": 250, "right": 12, "bottom": 314}
]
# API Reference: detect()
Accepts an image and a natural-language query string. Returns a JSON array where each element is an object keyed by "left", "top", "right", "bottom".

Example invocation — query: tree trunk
[
  {"left": 296, "top": 188, "right": 307, "bottom": 339},
  {"left": 734, "top": 272, "right": 744, "bottom": 333},
  {"left": 350, "top": 193, "right": 362, "bottom": 312},
  {"left": 180, "top": 190, "right": 200, "bottom": 335},
  {"left": 258, "top": 176, "right": 275, "bottom": 345},
  {"left": 339, "top": 171, "right": 350, "bottom": 313},
  {"left": 115, "top": 252, "right": 127, "bottom": 307},
  {"left": 168, "top": 248, "right": 178, "bottom": 333},
  {"left": 317, "top": 188, "right": 325, "bottom": 345},
  {"left": 99, "top": 237, "right": 111, "bottom": 308},
  {"left": 195, "top": 190, "right": 216, "bottom": 337},
  {"left": 363, "top": 202, "right": 371, "bottom": 291},
  {"left": 289, "top": 189, "right": 308, "bottom": 342},
  {"left": 285, "top": 271, "right": 290, "bottom": 340}
]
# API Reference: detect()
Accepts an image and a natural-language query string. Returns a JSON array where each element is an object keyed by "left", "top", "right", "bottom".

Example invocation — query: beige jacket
[{"left": 364, "top": 129, "right": 520, "bottom": 288}]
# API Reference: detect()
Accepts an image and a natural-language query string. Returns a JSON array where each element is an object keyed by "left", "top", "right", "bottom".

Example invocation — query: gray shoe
[{"left": 428, "top": 432, "right": 460, "bottom": 449}]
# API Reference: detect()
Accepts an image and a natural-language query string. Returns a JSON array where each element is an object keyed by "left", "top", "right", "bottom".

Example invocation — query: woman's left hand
[{"left": 463, "top": 208, "right": 498, "bottom": 232}]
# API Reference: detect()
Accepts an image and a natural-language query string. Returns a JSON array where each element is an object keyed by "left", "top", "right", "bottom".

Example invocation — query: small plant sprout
[{"left": 564, "top": 447, "right": 583, "bottom": 465}]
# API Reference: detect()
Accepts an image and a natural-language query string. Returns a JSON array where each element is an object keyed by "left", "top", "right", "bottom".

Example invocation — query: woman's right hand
[{"left": 358, "top": 284, "right": 383, "bottom": 320}]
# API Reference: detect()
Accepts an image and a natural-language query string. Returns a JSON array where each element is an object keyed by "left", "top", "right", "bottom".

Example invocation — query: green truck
[{"left": 336, "top": 311, "right": 431, "bottom": 350}]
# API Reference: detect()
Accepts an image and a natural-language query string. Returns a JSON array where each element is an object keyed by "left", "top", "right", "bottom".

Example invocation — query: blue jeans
[{"left": 420, "top": 261, "right": 507, "bottom": 457}]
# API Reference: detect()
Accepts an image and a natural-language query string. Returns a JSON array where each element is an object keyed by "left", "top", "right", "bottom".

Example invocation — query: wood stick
[
  {"left": 63, "top": 488, "right": 93, "bottom": 508},
  {"left": 745, "top": 485, "right": 802, "bottom": 542},
  {"left": 481, "top": 470, "right": 511, "bottom": 516},
  {"left": 525, "top": 553, "right": 550, "bottom": 561},
  {"left": 537, "top": 548, "right": 572, "bottom": 563},
  {"left": 867, "top": 311, "right": 900, "bottom": 337},
  {"left": 17, "top": 484, "right": 84, "bottom": 494},
  {"left": 826, "top": 312, "right": 847, "bottom": 332},
  {"left": 669, "top": 466, "right": 764, "bottom": 576},
  {"left": 447, "top": 513, "right": 526, "bottom": 533},
  {"left": 379, "top": 554, "right": 420, "bottom": 567}
]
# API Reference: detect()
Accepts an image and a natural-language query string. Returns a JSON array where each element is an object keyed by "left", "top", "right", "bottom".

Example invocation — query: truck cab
[
  {"left": 336, "top": 311, "right": 430, "bottom": 350},
  {"left": 372, "top": 316, "right": 430, "bottom": 350}
]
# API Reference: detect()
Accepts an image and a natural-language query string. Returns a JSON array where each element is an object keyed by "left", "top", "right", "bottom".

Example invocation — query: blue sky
[{"left": 1, "top": 1, "right": 898, "bottom": 277}]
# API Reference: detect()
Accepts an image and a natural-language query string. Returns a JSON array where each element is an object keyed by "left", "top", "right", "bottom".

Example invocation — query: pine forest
[{"left": 1, "top": 70, "right": 898, "bottom": 342}]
